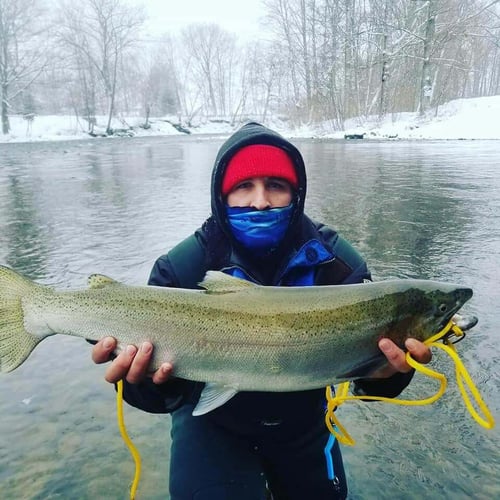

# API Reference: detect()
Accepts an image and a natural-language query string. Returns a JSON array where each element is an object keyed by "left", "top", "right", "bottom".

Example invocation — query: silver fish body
[{"left": 0, "top": 266, "right": 473, "bottom": 413}]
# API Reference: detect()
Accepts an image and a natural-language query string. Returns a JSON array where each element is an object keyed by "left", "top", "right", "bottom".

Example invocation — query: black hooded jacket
[{"left": 121, "top": 123, "right": 414, "bottom": 431}]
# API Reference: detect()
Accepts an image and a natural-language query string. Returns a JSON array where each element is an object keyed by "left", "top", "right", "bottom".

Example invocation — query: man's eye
[{"left": 268, "top": 181, "right": 287, "bottom": 190}]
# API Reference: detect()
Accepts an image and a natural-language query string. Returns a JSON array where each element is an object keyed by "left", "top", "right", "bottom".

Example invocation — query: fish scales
[{"left": 1, "top": 266, "right": 473, "bottom": 409}]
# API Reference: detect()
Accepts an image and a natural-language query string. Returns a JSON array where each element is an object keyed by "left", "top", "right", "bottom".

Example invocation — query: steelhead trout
[{"left": 0, "top": 265, "right": 474, "bottom": 415}]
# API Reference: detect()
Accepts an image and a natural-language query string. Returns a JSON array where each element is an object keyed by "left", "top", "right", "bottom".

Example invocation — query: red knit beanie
[{"left": 222, "top": 145, "right": 298, "bottom": 196}]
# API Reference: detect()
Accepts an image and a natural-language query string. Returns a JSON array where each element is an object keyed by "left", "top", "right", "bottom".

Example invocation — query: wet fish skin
[{"left": 0, "top": 266, "right": 473, "bottom": 413}]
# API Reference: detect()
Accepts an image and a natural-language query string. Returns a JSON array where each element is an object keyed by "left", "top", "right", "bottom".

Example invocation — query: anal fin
[{"left": 192, "top": 383, "right": 239, "bottom": 416}]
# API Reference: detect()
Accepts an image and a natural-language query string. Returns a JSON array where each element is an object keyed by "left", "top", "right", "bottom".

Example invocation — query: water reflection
[
  {"left": 303, "top": 140, "right": 492, "bottom": 280},
  {"left": 4, "top": 175, "right": 50, "bottom": 279},
  {"left": 0, "top": 137, "right": 498, "bottom": 499}
]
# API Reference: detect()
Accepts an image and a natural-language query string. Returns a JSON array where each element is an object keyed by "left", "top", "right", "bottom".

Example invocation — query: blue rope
[{"left": 324, "top": 433, "right": 336, "bottom": 480}]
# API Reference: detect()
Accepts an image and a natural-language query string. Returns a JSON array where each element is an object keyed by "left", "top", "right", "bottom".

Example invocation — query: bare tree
[
  {"left": 390, "top": 1, "right": 493, "bottom": 110},
  {"left": 135, "top": 36, "right": 180, "bottom": 124},
  {"left": 263, "top": 0, "right": 302, "bottom": 111},
  {"left": 241, "top": 41, "right": 286, "bottom": 122},
  {"left": 181, "top": 24, "right": 238, "bottom": 120},
  {"left": 56, "top": 0, "right": 144, "bottom": 134},
  {"left": 0, "top": 0, "right": 49, "bottom": 134}
]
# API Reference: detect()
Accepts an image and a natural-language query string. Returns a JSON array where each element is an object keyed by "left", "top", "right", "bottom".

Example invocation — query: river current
[{"left": 0, "top": 136, "right": 498, "bottom": 498}]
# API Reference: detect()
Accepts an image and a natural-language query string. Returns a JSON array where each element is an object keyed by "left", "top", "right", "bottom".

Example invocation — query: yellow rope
[
  {"left": 116, "top": 379, "right": 142, "bottom": 499},
  {"left": 432, "top": 341, "right": 495, "bottom": 429},
  {"left": 325, "top": 320, "right": 496, "bottom": 445}
]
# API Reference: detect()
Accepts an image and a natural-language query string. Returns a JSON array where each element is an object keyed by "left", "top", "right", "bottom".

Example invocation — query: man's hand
[
  {"left": 91, "top": 337, "right": 173, "bottom": 385},
  {"left": 372, "top": 338, "right": 432, "bottom": 378}
]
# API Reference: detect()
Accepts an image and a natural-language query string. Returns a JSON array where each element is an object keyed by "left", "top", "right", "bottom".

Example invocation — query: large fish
[{"left": 0, "top": 265, "right": 474, "bottom": 415}]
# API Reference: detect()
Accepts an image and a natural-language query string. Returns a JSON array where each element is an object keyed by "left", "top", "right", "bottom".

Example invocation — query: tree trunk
[
  {"left": 106, "top": 51, "right": 119, "bottom": 134},
  {"left": 378, "top": 0, "right": 389, "bottom": 119},
  {"left": 300, "top": 0, "right": 311, "bottom": 111},
  {"left": 1, "top": 84, "right": 10, "bottom": 134},
  {"left": 419, "top": 0, "right": 435, "bottom": 115}
]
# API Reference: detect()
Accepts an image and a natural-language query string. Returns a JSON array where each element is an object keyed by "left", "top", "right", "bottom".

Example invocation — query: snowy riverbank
[{"left": 1, "top": 95, "right": 499, "bottom": 144}]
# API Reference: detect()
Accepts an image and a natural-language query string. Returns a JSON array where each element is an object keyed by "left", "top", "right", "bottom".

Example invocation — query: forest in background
[{"left": 1, "top": 0, "right": 499, "bottom": 135}]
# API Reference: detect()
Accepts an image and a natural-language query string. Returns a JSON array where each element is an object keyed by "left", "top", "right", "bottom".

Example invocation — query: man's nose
[{"left": 250, "top": 186, "right": 271, "bottom": 210}]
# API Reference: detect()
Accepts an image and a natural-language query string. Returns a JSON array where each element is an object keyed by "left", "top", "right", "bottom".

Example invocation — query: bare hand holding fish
[{"left": 92, "top": 338, "right": 173, "bottom": 385}]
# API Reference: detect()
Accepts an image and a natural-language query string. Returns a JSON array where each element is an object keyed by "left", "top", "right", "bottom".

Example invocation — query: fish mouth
[{"left": 452, "top": 313, "right": 478, "bottom": 332}]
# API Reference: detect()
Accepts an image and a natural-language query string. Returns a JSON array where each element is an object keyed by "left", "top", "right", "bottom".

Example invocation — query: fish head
[
  {"left": 427, "top": 284, "right": 472, "bottom": 330},
  {"left": 403, "top": 282, "right": 474, "bottom": 342}
]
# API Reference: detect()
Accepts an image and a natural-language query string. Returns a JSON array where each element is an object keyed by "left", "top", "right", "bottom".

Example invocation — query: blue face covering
[{"left": 226, "top": 204, "right": 294, "bottom": 253}]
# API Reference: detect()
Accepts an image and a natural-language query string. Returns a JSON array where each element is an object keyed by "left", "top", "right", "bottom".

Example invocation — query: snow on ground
[
  {"left": 1, "top": 95, "right": 499, "bottom": 144},
  {"left": 345, "top": 95, "right": 500, "bottom": 140},
  {"left": 0, "top": 114, "right": 184, "bottom": 143},
  {"left": 288, "top": 96, "right": 500, "bottom": 140}
]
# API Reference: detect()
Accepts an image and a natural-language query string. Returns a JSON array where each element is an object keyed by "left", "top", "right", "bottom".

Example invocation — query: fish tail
[{"left": 0, "top": 265, "right": 43, "bottom": 373}]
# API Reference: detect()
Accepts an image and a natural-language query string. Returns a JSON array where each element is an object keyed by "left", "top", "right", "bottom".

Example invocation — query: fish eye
[{"left": 438, "top": 303, "right": 448, "bottom": 313}]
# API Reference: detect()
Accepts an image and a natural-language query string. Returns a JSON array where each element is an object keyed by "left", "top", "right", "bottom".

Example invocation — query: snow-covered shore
[{"left": 1, "top": 95, "right": 499, "bottom": 144}]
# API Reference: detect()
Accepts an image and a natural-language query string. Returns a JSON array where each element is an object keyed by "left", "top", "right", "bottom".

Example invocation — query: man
[{"left": 92, "top": 122, "right": 431, "bottom": 499}]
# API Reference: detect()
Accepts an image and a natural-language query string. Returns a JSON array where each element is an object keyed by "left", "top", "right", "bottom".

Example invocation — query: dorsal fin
[
  {"left": 198, "top": 271, "right": 256, "bottom": 294},
  {"left": 88, "top": 274, "right": 119, "bottom": 289}
]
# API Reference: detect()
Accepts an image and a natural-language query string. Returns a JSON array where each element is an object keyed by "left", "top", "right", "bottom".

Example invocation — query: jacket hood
[{"left": 211, "top": 122, "right": 307, "bottom": 252}]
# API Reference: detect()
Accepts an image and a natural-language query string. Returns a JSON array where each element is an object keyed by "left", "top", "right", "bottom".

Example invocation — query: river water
[{"left": 0, "top": 136, "right": 499, "bottom": 499}]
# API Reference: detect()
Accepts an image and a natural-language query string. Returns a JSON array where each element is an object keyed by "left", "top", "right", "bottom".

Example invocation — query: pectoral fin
[{"left": 192, "top": 383, "right": 239, "bottom": 416}]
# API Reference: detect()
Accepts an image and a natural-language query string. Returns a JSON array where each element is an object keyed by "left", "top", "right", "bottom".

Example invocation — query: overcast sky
[{"left": 140, "top": 0, "right": 265, "bottom": 39}]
